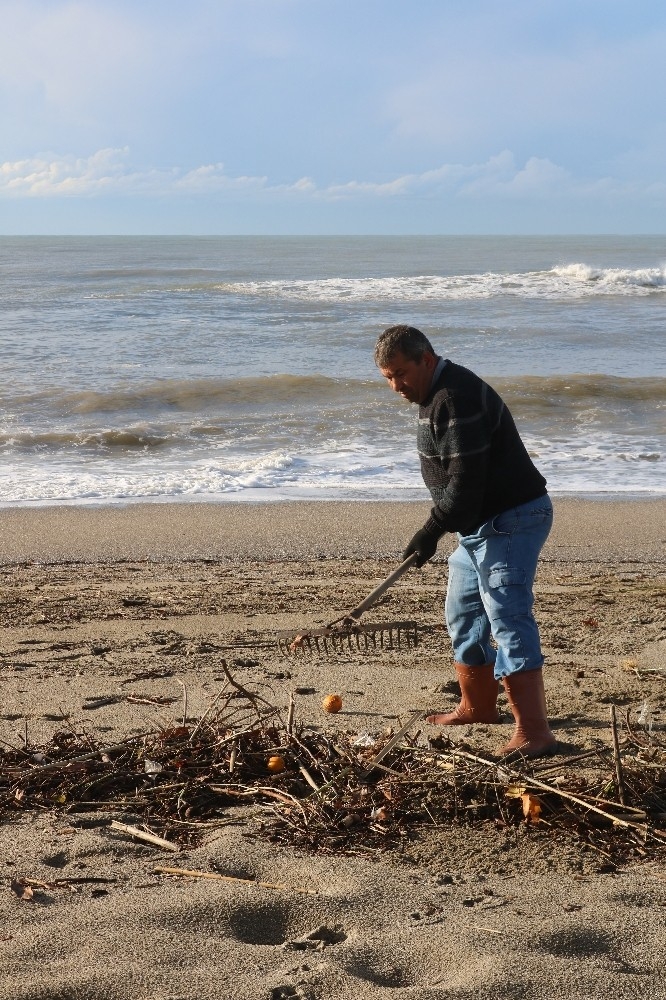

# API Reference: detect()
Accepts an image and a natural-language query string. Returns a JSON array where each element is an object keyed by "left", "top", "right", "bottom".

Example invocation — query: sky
[{"left": 1, "top": 0, "right": 665, "bottom": 235}]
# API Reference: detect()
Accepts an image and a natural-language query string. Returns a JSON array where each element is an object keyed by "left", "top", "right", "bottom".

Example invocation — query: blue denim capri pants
[{"left": 445, "top": 495, "right": 553, "bottom": 680}]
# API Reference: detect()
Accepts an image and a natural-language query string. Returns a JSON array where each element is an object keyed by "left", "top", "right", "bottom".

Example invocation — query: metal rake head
[{"left": 276, "top": 620, "right": 419, "bottom": 656}]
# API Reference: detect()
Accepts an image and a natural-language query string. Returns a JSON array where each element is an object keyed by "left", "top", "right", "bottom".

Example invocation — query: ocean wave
[
  {"left": 212, "top": 263, "right": 666, "bottom": 303},
  {"left": 3, "top": 373, "right": 663, "bottom": 423},
  {"left": 0, "top": 374, "right": 369, "bottom": 418},
  {"left": 551, "top": 263, "right": 666, "bottom": 289},
  {"left": 0, "top": 428, "right": 173, "bottom": 450},
  {"left": 494, "top": 373, "right": 666, "bottom": 409}
]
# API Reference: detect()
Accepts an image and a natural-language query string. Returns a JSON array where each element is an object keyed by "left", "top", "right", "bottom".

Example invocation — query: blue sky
[{"left": 1, "top": 0, "right": 665, "bottom": 234}]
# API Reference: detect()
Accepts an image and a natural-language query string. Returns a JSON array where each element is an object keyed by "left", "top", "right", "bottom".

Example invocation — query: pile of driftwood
[{"left": 1, "top": 664, "right": 665, "bottom": 865}]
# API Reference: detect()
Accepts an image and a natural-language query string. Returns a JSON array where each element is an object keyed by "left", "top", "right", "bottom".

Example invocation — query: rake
[{"left": 277, "top": 552, "right": 420, "bottom": 655}]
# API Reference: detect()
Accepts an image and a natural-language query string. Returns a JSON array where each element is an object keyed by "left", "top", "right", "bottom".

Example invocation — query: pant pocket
[{"left": 488, "top": 566, "right": 526, "bottom": 588}]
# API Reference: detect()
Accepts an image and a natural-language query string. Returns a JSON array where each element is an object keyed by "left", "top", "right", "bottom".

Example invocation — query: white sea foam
[
  {"left": 0, "top": 431, "right": 663, "bottom": 507},
  {"left": 217, "top": 263, "right": 666, "bottom": 303}
]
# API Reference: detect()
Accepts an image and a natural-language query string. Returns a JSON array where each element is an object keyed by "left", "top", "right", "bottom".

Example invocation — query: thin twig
[
  {"left": 287, "top": 692, "right": 296, "bottom": 737},
  {"left": 188, "top": 682, "right": 231, "bottom": 742},
  {"left": 610, "top": 704, "right": 627, "bottom": 805},
  {"left": 154, "top": 866, "right": 318, "bottom": 895},
  {"left": 361, "top": 710, "right": 425, "bottom": 776},
  {"left": 176, "top": 679, "right": 188, "bottom": 727},
  {"left": 110, "top": 820, "right": 179, "bottom": 852}
]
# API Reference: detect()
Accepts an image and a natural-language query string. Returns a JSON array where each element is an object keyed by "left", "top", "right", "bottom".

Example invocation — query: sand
[{"left": 1, "top": 498, "right": 665, "bottom": 1000}]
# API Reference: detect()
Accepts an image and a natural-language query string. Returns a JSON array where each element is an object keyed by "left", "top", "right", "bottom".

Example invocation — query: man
[{"left": 375, "top": 324, "right": 556, "bottom": 758}]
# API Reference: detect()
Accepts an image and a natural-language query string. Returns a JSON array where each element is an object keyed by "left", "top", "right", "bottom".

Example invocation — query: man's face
[{"left": 379, "top": 349, "right": 436, "bottom": 405}]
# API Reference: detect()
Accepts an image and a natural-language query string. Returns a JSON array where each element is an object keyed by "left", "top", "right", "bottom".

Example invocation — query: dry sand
[{"left": 1, "top": 498, "right": 665, "bottom": 1000}]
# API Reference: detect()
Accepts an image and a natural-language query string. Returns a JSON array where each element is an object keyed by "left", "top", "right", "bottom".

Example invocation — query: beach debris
[
  {"left": 322, "top": 694, "right": 343, "bottom": 714},
  {"left": 1, "top": 671, "right": 665, "bottom": 866},
  {"left": 267, "top": 755, "right": 286, "bottom": 773},
  {"left": 153, "top": 865, "right": 317, "bottom": 895},
  {"left": 352, "top": 733, "right": 377, "bottom": 748},
  {"left": 521, "top": 793, "right": 543, "bottom": 822},
  {"left": 10, "top": 878, "right": 36, "bottom": 902},
  {"left": 126, "top": 694, "right": 178, "bottom": 707},
  {"left": 9, "top": 876, "right": 115, "bottom": 901},
  {"left": 110, "top": 821, "right": 179, "bottom": 853},
  {"left": 620, "top": 658, "right": 639, "bottom": 672},
  {"left": 83, "top": 695, "right": 122, "bottom": 710},
  {"left": 637, "top": 701, "right": 653, "bottom": 736}
]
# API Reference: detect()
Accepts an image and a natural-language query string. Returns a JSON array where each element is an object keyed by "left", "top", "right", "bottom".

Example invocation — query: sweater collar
[{"left": 425, "top": 356, "right": 447, "bottom": 400}]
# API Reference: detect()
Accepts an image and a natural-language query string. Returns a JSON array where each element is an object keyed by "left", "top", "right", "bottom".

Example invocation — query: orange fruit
[
  {"left": 267, "top": 755, "right": 286, "bottom": 773},
  {"left": 322, "top": 693, "right": 343, "bottom": 713}
]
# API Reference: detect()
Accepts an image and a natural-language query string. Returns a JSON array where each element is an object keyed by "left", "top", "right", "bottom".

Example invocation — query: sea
[{"left": 1, "top": 235, "right": 664, "bottom": 508}]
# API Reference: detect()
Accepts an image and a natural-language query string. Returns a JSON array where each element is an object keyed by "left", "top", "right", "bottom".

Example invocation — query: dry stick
[
  {"left": 218, "top": 659, "right": 276, "bottom": 722},
  {"left": 188, "top": 682, "right": 231, "bottom": 742},
  {"left": 176, "top": 679, "right": 188, "bottom": 727},
  {"left": 10, "top": 733, "right": 156, "bottom": 778},
  {"left": 290, "top": 730, "right": 324, "bottom": 769},
  {"left": 66, "top": 800, "right": 150, "bottom": 809},
  {"left": 110, "top": 820, "right": 179, "bottom": 852},
  {"left": 531, "top": 747, "right": 613, "bottom": 773},
  {"left": 308, "top": 767, "right": 353, "bottom": 800},
  {"left": 361, "top": 710, "right": 426, "bottom": 776},
  {"left": 210, "top": 784, "right": 309, "bottom": 820},
  {"left": 154, "top": 865, "right": 318, "bottom": 895},
  {"left": 610, "top": 704, "right": 627, "bottom": 806},
  {"left": 442, "top": 747, "right": 666, "bottom": 841},
  {"left": 287, "top": 692, "right": 296, "bottom": 737},
  {"left": 297, "top": 763, "right": 320, "bottom": 792}
]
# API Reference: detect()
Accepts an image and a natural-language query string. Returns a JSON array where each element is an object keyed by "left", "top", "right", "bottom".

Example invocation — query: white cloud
[{"left": 1, "top": 147, "right": 665, "bottom": 205}]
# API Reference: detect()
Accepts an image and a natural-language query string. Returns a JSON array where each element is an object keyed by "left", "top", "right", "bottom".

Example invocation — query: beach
[{"left": 1, "top": 497, "right": 666, "bottom": 999}]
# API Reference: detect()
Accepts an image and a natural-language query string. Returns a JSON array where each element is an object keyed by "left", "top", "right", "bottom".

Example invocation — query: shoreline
[{"left": 1, "top": 496, "right": 665, "bottom": 565}]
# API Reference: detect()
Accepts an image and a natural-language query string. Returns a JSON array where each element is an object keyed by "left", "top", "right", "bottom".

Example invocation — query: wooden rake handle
[{"left": 329, "top": 551, "right": 420, "bottom": 627}]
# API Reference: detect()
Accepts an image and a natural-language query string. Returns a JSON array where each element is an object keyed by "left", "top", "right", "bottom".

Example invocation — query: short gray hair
[{"left": 374, "top": 325, "right": 435, "bottom": 368}]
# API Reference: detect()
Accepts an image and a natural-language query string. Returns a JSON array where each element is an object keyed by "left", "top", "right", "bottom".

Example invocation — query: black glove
[{"left": 402, "top": 524, "right": 441, "bottom": 568}]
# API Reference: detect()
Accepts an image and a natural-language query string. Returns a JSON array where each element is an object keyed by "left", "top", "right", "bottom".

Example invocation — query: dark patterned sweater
[{"left": 419, "top": 359, "right": 547, "bottom": 536}]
